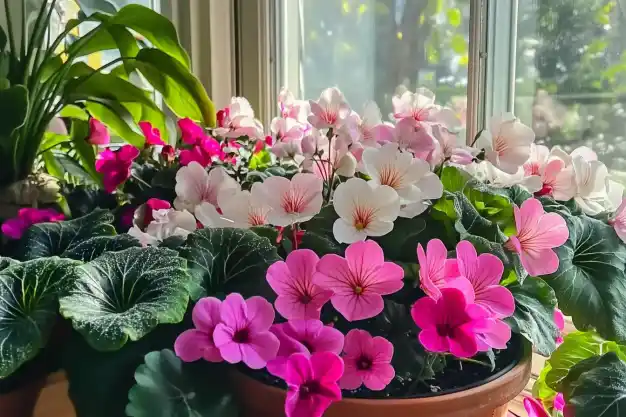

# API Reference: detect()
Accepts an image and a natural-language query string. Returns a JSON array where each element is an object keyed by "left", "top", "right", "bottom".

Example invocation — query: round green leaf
[
  {"left": 0, "top": 257, "right": 80, "bottom": 378},
  {"left": 181, "top": 228, "right": 281, "bottom": 300},
  {"left": 544, "top": 214, "right": 626, "bottom": 342},
  {"left": 63, "top": 234, "right": 141, "bottom": 262},
  {"left": 59, "top": 247, "right": 191, "bottom": 351},
  {"left": 126, "top": 349, "right": 238, "bottom": 417}
]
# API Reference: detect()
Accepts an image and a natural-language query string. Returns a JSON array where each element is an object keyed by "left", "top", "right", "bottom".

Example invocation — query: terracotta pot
[
  {"left": 231, "top": 343, "right": 532, "bottom": 417},
  {"left": 0, "top": 377, "right": 45, "bottom": 417}
]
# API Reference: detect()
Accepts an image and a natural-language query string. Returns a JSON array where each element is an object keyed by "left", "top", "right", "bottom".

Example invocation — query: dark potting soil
[{"left": 240, "top": 333, "right": 525, "bottom": 400}]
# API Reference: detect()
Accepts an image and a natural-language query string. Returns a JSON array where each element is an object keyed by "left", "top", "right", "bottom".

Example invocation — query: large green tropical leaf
[
  {"left": 563, "top": 353, "right": 626, "bottom": 417},
  {"left": 59, "top": 247, "right": 191, "bottom": 351},
  {"left": 0, "top": 257, "right": 80, "bottom": 378},
  {"left": 505, "top": 276, "right": 559, "bottom": 356},
  {"left": 18, "top": 209, "right": 116, "bottom": 260},
  {"left": 544, "top": 214, "right": 626, "bottom": 342},
  {"left": 85, "top": 100, "right": 146, "bottom": 147},
  {"left": 181, "top": 228, "right": 281, "bottom": 300},
  {"left": 126, "top": 349, "right": 238, "bottom": 417}
]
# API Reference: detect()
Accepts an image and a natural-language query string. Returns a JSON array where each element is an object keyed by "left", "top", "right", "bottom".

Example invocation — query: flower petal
[
  {"left": 192, "top": 297, "right": 222, "bottom": 332},
  {"left": 240, "top": 331, "right": 280, "bottom": 369}
]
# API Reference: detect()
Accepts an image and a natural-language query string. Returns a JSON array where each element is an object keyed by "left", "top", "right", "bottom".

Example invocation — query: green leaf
[
  {"left": 18, "top": 209, "right": 116, "bottom": 260},
  {"left": 440, "top": 165, "right": 470, "bottom": 193},
  {"left": 0, "top": 84, "right": 27, "bottom": 136},
  {"left": 533, "top": 363, "right": 559, "bottom": 408},
  {"left": 373, "top": 216, "right": 426, "bottom": 262},
  {"left": 39, "top": 132, "right": 70, "bottom": 153},
  {"left": 85, "top": 101, "right": 145, "bottom": 147},
  {"left": 249, "top": 149, "right": 272, "bottom": 170},
  {"left": 69, "top": 118, "right": 102, "bottom": 184},
  {"left": 303, "top": 205, "right": 338, "bottom": 241},
  {"left": 181, "top": 228, "right": 281, "bottom": 300},
  {"left": 505, "top": 276, "right": 559, "bottom": 356},
  {"left": 544, "top": 214, "right": 626, "bottom": 342},
  {"left": 563, "top": 353, "right": 626, "bottom": 417},
  {"left": 126, "top": 350, "right": 238, "bottom": 417},
  {"left": 59, "top": 247, "right": 191, "bottom": 351},
  {"left": 132, "top": 48, "right": 216, "bottom": 126},
  {"left": 300, "top": 231, "right": 343, "bottom": 256},
  {"left": 62, "top": 235, "right": 141, "bottom": 261},
  {"left": 546, "top": 331, "right": 626, "bottom": 393},
  {"left": 0, "top": 257, "right": 80, "bottom": 377},
  {"left": 446, "top": 7, "right": 462, "bottom": 27},
  {"left": 60, "top": 105, "right": 88, "bottom": 121}
]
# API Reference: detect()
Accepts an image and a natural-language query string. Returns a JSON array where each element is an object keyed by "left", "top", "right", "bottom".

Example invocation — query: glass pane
[
  {"left": 284, "top": 0, "right": 471, "bottom": 125},
  {"left": 515, "top": 0, "right": 626, "bottom": 181}
]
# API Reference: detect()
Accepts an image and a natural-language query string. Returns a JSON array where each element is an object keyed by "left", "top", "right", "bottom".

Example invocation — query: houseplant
[{"left": 0, "top": 0, "right": 214, "bottom": 216}]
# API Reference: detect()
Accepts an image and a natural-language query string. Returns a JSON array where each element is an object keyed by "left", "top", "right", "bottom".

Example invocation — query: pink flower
[
  {"left": 174, "top": 297, "right": 223, "bottom": 362},
  {"left": 609, "top": 198, "right": 626, "bottom": 243},
  {"left": 390, "top": 118, "right": 437, "bottom": 158},
  {"left": 554, "top": 308, "right": 565, "bottom": 344},
  {"left": 212, "top": 293, "right": 279, "bottom": 369},
  {"left": 88, "top": 118, "right": 110, "bottom": 145},
  {"left": 95, "top": 145, "right": 140, "bottom": 193},
  {"left": 505, "top": 198, "right": 569, "bottom": 276},
  {"left": 416, "top": 239, "right": 460, "bottom": 300},
  {"left": 179, "top": 137, "right": 223, "bottom": 167},
  {"left": 256, "top": 173, "right": 323, "bottom": 226},
  {"left": 283, "top": 352, "right": 344, "bottom": 417},
  {"left": 266, "top": 249, "right": 333, "bottom": 320},
  {"left": 178, "top": 118, "right": 207, "bottom": 145},
  {"left": 523, "top": 397, "right": 550, "bottom": 417},
  {"left": 473, "top": 316, "right": 512, "bottom": 351},
  {"left": 455, "top": 240, "right": 515, "bottom": 318},
  {"left": 267, "top": 320, "right": 344, "bottom": 379},
  {"left": 1, "top": 208, "right": 65, "bottom": 239},
  {"left": 133, "top": 198, "right": 171, "bottom": 229},
  {"left": 314, "top": 240, "right": 404, "bottom": 321},
  {"left": 161, "top": 145, "right": 176, "bottom": 162},
  {"left": 340, "top": 329, "right": 395, "bottom": 391},
  {"left": 411, "top": 288, "right": 487, "bottom": 357},
  {"left": 554, "top": 393, "right": 565, "bottom": 412},
  {"left": 308, "top": 87, "right": 351, "bottom": 129},
  {"left": 139, "top": 121, "right": 165, "bottom": 146}
]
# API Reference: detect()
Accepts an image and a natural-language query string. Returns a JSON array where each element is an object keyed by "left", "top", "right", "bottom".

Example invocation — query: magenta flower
[
  {"left": 178, "top": 118, "right": 207, "bottom": 144},
  {"left": 88, "top": 118, "right": 110, "bottom": 145},
  {"left": 267, "top": 320, "right": 344, "bottom": 379},
  {"left": 523, "top": 397, "right": 551, "bottom": 417},
  {"left": 95, "top": 145, "right": 140, "bottom": 193},
  {"left": 139, "top": 121, "right": 165, "bottom": 146},
  {"left": 284, "top": 352, "right": 344, "bottom": 417},
  {"left": 314, "top": 240, "right": 404, "bottom": 321},
  {"left": 473, "top": 316, "right": 512, "bottom": 351},
  {"left": 340, "top": 329, "right": 395, "bottom": 391},
  {"left": 554, "top": 308, "right": 565, "bottom": 344},
  {"left": 411, "top": 288, "right": 487, "bottom": 358},
  {"left": 455, "top": 240, "right": 515, "bottom": 318},
  {"left": 161, "top": 145, "right": 176, "bottom": 162},
  {"left": 174, "top": 297, "right": 223, "bottom": 362},
  {"left": 267, "top": 249, "right": 333, "bottom": 320},
  {"left": 179, "top": 137, "right": 223, "bottom": 167},
  {"left": 417, "top": 239, "right": 461, "bottom": 300},
  {"left": 505, "top": 198, "right": 569, "bottom": 276},
  {"left": 134, "top": 198, "right": 172, "bottom": 229},
  {"left": 1, "top": 208, "right": 65, "bottom": 239},
  {"left": 554, "top": 393, "right": 565, "bottom": 412},
  {"left": 212, "top": 293, "right": 279, "bottom": 369}
]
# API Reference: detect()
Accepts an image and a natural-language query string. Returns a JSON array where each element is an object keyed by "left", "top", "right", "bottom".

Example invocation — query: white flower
[
  {"left": 174, "top": 162, "right": 239, "bottom": 213},
  {"left": 477, "top": 113, "right": 535, "bottom": 174},
  {"left": 214, "top": 97, "right": 264, "bottom": 139},
  {"left": 391, "top": 87, "right": 460, "bottom": 130},
  {"left": 430, "top": 124, "right": 474, "bottom": 166},
  {"left": 522, "top": 144, "right": 576, "bottom": 200},
  {"left": 278, "top": 87, "right": 311, "bottom": 124},
  {"left": 465, "top": 161, "right": 542, "bottom": 193},
  {"left": 195, "top": 183, "right": 271, "bottom": 228},
  {"left": 340, "top": 102, "right": 394, "bottom": 147},
  {"left": 571, "top": 156, "right": 613, "bottom": 215},
  {"left": 332, "top": 178, "right": 400, "bottom": 243},
  {"left": 301, "top": 134, "right": 357, "bottom": 180},
  {"left": 361, "top": 143, "right": 442, "bottom": 217},
  {"left": 308, "top": 87, "right": 351, "bottom": 129},
  {"left": 270, "top": 116, "right": 306, "bottom": 159},
  {"left": 257, "top": 173, "right": 323, "bottom": 226},
  {"left": 128, "top": 208, "right": 196, "bottom": 246}
]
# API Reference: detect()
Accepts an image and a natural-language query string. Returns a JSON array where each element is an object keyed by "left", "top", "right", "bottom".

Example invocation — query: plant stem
[
  {"left": 458, "top": 357, "right": 492, "bottom": 368},
  {"left": 19, "top": 0, "right": 25, "bottom": 62},
  {"left": 25, "top": 0, "right": 56, "bottom": 89},
  {"left": 4, "top": 0, "right": 17, "bottom": 59},
  {"left": 131, "top": 173, "right": 152, "bottom": 189}
]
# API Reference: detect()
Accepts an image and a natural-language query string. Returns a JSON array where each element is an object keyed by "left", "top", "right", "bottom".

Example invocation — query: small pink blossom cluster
[{"left": 1, "top": 207, "right": 65, "bottom": 239}]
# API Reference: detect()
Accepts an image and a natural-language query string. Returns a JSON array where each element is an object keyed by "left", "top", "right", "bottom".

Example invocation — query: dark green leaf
[
  {"left": 299, "top": 231, "right": 343, "bottom": 256},
  {"left": 373, "top": 216, "right": 426, "bottom": 262},
  {"left": 505, "top": 276, "right": 559, "bottom": 356},
  {"left": 126, "top": 349, "right": 238, "bottom": 417},
  {"left": 85, "top": 100, "right": 145, "bottom": 147},
  {"left": 62, "top": 234, "right": 141, "bottom": 261},
  {"left": 59, "top": 247, "right": 191, "bottom": 351},
  {"left": 544, "top": 214, "right": 626, "bottom": 342},
  {"left": 0, "top": 85, "right": 27, "bottom": 137},
  {"left": 303, "top": 205, "right": 338, "bottom": 241},
  {"left": 181, "top": 228, "right": 281, "bottom": 300},
  {"left": 250, "top": 225, "right": 279, "bottom": 244}
]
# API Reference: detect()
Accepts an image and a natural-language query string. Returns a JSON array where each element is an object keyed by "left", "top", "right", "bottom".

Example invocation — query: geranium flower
[
  {"left": 161, "top": 145, "right": 176, "bottom": 162},
  {"left": 267, "top": 320, "right": 344, "bottom": 379},
  {"left": 178, "top": 118, "right": 207, "bottom": 145},
  {"left": 389, "top": 117, "right": 436, "bottom": 158},
  {"left": 213, "top": 293, "right": 279, "bottom": 369},
  {"left": 391, "top": 87, "right": 439, "bottom": 123},
  {"left": 283, "top": 352, "right": 344, "bottom": 417},
  {"left": 341, "top": 102, "right": 394, "bottom": 147},
  {"left": 174, "top": 162, "right": 239, "bottom": 213},
  {"left": 266, "top": 249, "right": 333, "bottom": 320},
  {"left": 476, "top": 113, "right": 535, "bottom": 174},
  {"left": 128, "top": 208, "right": 196, "bottom": 246},
  {"left": 340, "top": 329, "right": 395, "bottom": 391},
  {"left": 609, "top": 198, "right": 626, "bottom": 243},
  {"left": 88, "top": 118, "right": 110, "bottom": 145},
  {"left": 308, "top": 87, "right": 351, "bottom": 130},
  {"left": 455, "top": 240, "right": 515, "bottom": 318},
  {"left": 1, "top": 208, "right": 65, "bottom": 239},
  {"left": 505, "top": 198, "right": 569, "bottom": 276},
  {"left": 554, "top": 393, "right": 565, "bottom": 412},
  {"left": 302, "top": 135, "right": 357, "bottom": 181},
  {"left": 472, "top": 316, "right": 512, "bottom": 351},
  {"left": 195, "top": 184, "right": 271, "bottom": 228},
  {"left": 314, "top": 240, "right": 404, "bottom": 321},
  {"left": 411, "top": 287, "right": 485, "bottom": 358},
  {"left": 522, "top": 145, "right": 575, "bottom": 199},
  {"left": 174, "top": 297, "right": 223, "bottom": 362},
  {"left": 416, "top": 239, "right": 461, "bottom": 301},
  {"left": 95, "top": 145, "right": 140, "bottom": 193},
  {"left": 278, "top": 87, "right": 311, "bottom": 124},
  {"left": 554, "top": 308, "right": 565, "bottom": 345},
  {"left": 571, "top": 155, "right": 612, "bottom": 215},
  {"left": 257, "top": 173, "right": 323, "bottom": 226},
  {"left": 430, "top": 124, "right": 474, "bottom": 166},
  {"left": 523, "top": 397, "right": 550, "bottom": 417},
  {"left": 214, "top": 97, "right": 264, "bottom": 139},
  {"left": 331, "top": 178, "right": 400, "bottom": 244},
  {"left": 132, "top": 198, "right": 172, "bottom": 230},
  {"left": 139, "top": 121, "right": 165, "bottom": 146},
  {"left": 361, "top": 142, "right": 443, "bottom": 217},
  {"left": 179, "top": 137, "right": 223, "bottom": 167}
]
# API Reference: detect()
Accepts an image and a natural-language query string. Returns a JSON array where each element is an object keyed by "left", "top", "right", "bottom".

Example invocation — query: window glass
[{"left": 515, "top": 0, "right": 626, "bottom": 180}]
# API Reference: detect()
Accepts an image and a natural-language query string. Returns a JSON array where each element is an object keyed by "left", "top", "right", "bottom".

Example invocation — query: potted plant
[{"left": 0, "top": 0, "right": 214, "bottom": 217}]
